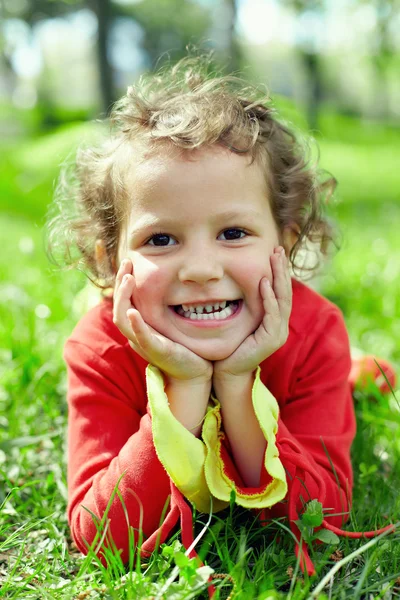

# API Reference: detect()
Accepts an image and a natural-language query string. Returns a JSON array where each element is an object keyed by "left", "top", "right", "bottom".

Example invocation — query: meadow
[{"left": 0, "top": 106, "right": 400, "bottom": 598}]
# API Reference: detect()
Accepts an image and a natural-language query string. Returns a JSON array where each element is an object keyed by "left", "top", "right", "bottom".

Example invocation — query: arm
[
  {"left": 206, "top": 306, "right": 355, "bottom": 533},
  {"left": 65, "top": 340, "right": 168, "bottom": 561},
  {"left": 200, "top": 246, "right": 289, "bottom": 505},
  {"left": 270, "top": 307, "right": 356, "bottom": 526},
  {"left": 212, "top": 372, "right": 266, "bottom": 487},
  {"left": 202, "top": 247, "right": 354, "bottom": 531},
  {"left": 65, "top": 340, "right": 214, "bottom": 566},
  {"left": 165, "top": 376, "right": 211, "bottom": 438}
]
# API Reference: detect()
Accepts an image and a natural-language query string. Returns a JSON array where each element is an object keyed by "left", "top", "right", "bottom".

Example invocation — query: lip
[
  {"left": 171, "top": 298, "right": 239, "bottom": 307},
  {"left": 169, "top": 299, "right": 243, "bottom": 327}
]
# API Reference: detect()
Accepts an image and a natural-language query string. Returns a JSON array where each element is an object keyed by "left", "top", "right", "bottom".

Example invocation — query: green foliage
[
  {"left": 301, "top": 499, "right": 324, "bottom": 528},
  {"left": 295, "top": 500, "right": 340, "bottom": 545},
  {"left": 0, "top": 121, "right": 103, "bottom": 221}
]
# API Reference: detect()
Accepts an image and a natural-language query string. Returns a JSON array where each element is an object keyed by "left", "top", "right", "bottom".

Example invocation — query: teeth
[
  {"left": 181, "top": 301, "right": 230, "bottom": 314},
  {"left": 178, "top": 302, "right": 237, "bottom": 320}
]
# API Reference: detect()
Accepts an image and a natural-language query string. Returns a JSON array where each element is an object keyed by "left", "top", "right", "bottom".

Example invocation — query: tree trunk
[
  {"left": 301, "top": 51, "right": 322, "bottom": 131},
  {"left": 225, "top": 0, "right": 241, "bottom": 72},
  {"left": 90, "top": 0, "right": 114, "bottom": 115}
]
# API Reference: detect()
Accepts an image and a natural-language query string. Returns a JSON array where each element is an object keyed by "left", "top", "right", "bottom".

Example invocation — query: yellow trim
[
  {"left": 146, "top": 365, "right": 227, "bottom": 513},
  {"left": 147, "top": 365, "right": 287, "bottom": 514},
  {"left": 203, "top": 366, "right": 287, "bottom": 508}
]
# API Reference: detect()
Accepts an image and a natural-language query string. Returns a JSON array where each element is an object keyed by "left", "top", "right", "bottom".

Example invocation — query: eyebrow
[
  {"left": 128, "top": 209, "right": 264, "bottom": 239},
  {"left": 128, "top": 216, "right": 179, "bottom": 241}
]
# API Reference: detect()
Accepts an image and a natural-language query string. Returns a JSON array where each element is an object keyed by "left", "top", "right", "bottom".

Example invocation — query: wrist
[
  {"left": 212, "top": 370, "right": 256, "bottom": 402},
  {"left": 213, "top": 369, "right": 256, "bottom": 386},
  {"left": 164, "top": 375, "right": 211, "bottom": 439},
  {"left": 164, "top": 373, "right": 212, "bottom": 391}
]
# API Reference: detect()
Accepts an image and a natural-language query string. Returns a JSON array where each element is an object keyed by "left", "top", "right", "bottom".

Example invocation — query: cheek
[
  {"left": 130, "top": 258, "right": 167, "bottom": 311},
  {"left": 236, "top": 244, "right": 274, "bottom": 280},
  {"left": 240, "top": 256, "right": 272, "bottom": 294},
  {"left": 239, "top": 257, "right": 273, "bottom": 321}
]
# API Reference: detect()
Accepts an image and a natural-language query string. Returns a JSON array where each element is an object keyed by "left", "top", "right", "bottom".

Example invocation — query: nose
[{"left": 178, "top": 248, "right": 224, "bottom": 285}]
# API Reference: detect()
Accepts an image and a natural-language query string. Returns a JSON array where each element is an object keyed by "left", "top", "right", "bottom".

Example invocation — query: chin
[{"left": 190, "top": 344, "right": 237, "bottom": 362}]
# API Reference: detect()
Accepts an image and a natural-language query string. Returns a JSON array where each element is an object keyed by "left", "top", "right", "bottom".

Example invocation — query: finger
[
  {"left": 271, "top": 248, "right": 292, "bottom": 319},
  {"left": 247, "top": 279, "right": 278, "bottom": 352},
  {"left": 273, "top": 254, "right": 292, "bottom": 304},
  {"left": 260, "top": 278, "right": 280, "bottom": 334},
  {"left": 114, "top": 258, "right": 132, "bottom": 300},
  {"left": 127, "top": 308, "right": 156, "bottom": 347},
  {"left": 127, "top": 308, "right": 152, "bottom": 348},
  {"left": 271, "top": 249, "right": 292, "bottom": 345},
  {"left": 114, "top": 258, "right": 133, "bottom": 300},
  {"left": 113, "top": 273, "right": 136, "bottom": 337},
  {"left": 127, "top": 309, "right": 174, "bottom": 364}
]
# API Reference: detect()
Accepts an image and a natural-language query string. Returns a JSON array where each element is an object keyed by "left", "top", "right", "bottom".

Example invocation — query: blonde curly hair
[{"left": 46, "top": 54, "right": 337, "bottom": 289}]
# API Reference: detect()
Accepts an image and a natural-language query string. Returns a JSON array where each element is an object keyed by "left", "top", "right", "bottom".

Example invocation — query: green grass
[{"left": 1, "top": 114, "right": 400, "bottom": 598}]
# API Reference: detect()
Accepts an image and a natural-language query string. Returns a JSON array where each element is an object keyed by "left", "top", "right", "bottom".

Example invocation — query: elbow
[
  {"left": 69, "top": 504, "right": 107, "bottom": 562},
  {"left": 68, "top": 502, "right": 130, "bottom": 566},
  {"left": 68, "top": 498, "right": 166, "bottom": 566}
]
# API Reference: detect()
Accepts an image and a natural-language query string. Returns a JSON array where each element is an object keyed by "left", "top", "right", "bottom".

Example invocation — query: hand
[
  {"left": 113, "top": 258, "right": 213, "bottom": 384},
  {"left": 213, "top": 247, "right": 292, "bottom": 381}
]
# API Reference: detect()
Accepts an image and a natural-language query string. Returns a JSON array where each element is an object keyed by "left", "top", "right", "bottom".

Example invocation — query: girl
[{"left": 48, "top": 56, "right": 395, "bottom": 591}]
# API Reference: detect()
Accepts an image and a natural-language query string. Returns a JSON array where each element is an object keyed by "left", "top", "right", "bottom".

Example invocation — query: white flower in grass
[{"left": 195, "top": 565, "right": 214, "bottom": 583}]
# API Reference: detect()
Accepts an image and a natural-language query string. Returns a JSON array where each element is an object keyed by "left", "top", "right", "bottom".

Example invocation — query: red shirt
[{"left": 65, "top": 279, "right": 356, "bottom": 568}]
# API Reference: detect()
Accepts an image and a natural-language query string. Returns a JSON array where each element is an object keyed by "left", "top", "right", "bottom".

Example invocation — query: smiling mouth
[{"left": 172, "top": 300, "right": 241, "bottom": 320}]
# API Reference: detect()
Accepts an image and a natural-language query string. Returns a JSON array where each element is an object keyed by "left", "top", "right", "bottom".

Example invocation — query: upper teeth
[{"left": 181, "top": 301, "right": 227, "bottom": 313}]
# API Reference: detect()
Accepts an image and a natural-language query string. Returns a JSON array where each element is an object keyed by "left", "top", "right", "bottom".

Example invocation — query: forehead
[{"left": 125, "top": 145, "right": 268, "bottom": 211}]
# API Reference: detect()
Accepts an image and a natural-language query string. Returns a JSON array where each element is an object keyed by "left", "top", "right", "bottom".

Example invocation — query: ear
[
  {"left": 95, "top": 239, "right": 109, "bottom": 275},
  {"left": 282, "top": 225, "right": 300, "bottom": 255}
]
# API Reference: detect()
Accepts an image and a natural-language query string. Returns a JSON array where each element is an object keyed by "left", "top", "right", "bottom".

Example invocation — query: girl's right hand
[{"left": 113, "top": 259, "right": 213, "bottom": 385}]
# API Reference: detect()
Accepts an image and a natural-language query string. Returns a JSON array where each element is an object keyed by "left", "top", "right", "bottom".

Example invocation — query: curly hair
[{"left": 46, "top": 54, "right": 338, "bottom": 289}]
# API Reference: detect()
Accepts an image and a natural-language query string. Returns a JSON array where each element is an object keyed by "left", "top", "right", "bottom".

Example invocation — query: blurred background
[{"left": 1, "top": 0, "right": 400, "bottom": 372}]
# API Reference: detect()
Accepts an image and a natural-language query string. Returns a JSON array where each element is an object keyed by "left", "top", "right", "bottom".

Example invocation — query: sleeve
[
  {"left": 202, "top": 382, "right": 287, "bottom": 508},
  {"left": 200, "top": 306, "right": 356, "bottom": 531},
  {"left": 145, "top": 365, "right": 227, "bottom": 514},
  {"left": 65, "top": 341, "right": 215, "bottom": 563},
  {"left": 65, "top": 339, "right": 169, "bottom": 561},
  {"left": 271, "top": 307, "right": 356, "bottom": 529}
]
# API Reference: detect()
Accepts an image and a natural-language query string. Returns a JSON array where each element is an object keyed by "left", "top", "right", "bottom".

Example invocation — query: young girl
[{"left": 48, "top": 56, "right": 395, "bottom": 589}]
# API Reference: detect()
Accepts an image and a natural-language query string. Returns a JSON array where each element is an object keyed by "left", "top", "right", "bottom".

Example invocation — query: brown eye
[
  {"left": 147, "top": 234, "right": 176, "bottom": 246},
  {"left": 219, "top": 228, "right": 247, "bottom": 241}
]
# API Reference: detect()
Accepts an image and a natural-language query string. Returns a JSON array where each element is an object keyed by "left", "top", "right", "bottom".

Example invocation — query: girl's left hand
[{"left": 213, "top": 247, "right": 292, "bottom": 380}]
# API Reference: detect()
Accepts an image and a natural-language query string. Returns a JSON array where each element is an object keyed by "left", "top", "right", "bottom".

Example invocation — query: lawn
[{"left": 1, "top": 110, "right": 400, "bottom": 598}]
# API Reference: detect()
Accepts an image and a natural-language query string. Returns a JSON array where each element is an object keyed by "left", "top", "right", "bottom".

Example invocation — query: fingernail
[{"left": 122, "top": 274, "right": 129, "bottom": 284}]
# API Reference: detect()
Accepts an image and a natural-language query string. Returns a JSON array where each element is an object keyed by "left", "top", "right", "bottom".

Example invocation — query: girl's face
[{"left": 117, "top": 146, "right": 281, "bottom": 361}]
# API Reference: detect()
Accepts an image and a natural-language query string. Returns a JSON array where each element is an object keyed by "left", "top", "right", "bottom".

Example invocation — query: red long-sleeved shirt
[{"left": 65, "top": 279, "right": 357, "bottom": 570}]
